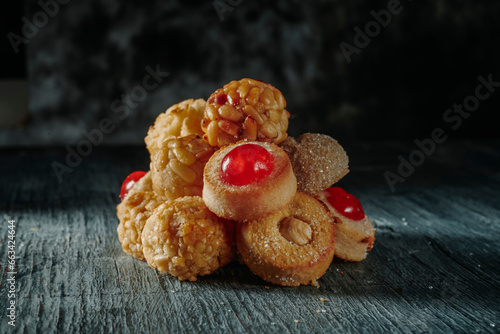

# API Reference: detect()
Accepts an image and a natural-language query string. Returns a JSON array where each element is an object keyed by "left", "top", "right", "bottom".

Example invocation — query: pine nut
[
  {"left": 218, "top": 105, "right": 243, "bottom": 122},
  {"left": 169, "top": 160, "right": 197, "bottom": 183},
  {"left": 242, "top": 116, "right": 258, "bottom": 141},
  {"left": 173, "top": 147, "right": 196, "bottom": 166},
  {"left": 218, "top": 119, "right": 240, "bottom": 137}
]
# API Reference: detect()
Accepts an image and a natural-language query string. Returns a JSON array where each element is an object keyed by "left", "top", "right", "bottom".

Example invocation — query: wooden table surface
[{"left": 1, "top": 140, "right": 499, "bottom": 333}]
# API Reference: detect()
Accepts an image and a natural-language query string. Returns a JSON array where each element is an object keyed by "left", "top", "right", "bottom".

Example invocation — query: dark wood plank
[{"left": 1, "top": 140, "right": 499, "bottom": 333}]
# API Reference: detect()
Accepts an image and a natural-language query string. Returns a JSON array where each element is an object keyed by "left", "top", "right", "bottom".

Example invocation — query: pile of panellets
[{"left": 116, "top": 78, "right": 375, "bottom": 286}]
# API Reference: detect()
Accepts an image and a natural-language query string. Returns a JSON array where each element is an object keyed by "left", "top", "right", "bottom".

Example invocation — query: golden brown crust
[
  {"left": 145, "top": 98, "right": 206, "bottom": 156},
  {"left": 201, "top": 78, "right": 289, "bottom": 147},
  {"left": 141, "top": 196, "right": 235, "bottom": 281},
  {"left": 236, "top": 192, "right": 336, "bottom": 287},
  {"left": 202, "top": 141, "right": 297, "bottom": 221},
  {"left": 150, "top": 134, "right": 215, "bottom": 200},
  {"left": 279, "top": 133, "right": 349, "bottom": 196},
  {"left": 116, "top": 172, "right": 161, "bottom": 260},
  {"left": 316, "top": 190, "right": 376, "bottom": 262}
]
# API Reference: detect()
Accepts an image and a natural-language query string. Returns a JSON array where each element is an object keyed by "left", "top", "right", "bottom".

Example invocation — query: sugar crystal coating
[
  {"left": 236, "top": 192, "right": 336, "bottom": 286},
  {"left": 279, "top": 133, "right": 349, "bottom": 196}
]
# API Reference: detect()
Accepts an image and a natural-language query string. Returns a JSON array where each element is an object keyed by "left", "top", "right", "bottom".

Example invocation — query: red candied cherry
[
  {"left": 221, "top": 144, "right": 274, "bottom": 186},
  {"left": 208, "top": 90, "right": 228, "bottom": 105},
  {"left": 325, "top": 187, "right": 365, "bottom": 221},
  {"left": 120, "top": 171, "right": 147, "bottom": 200}
]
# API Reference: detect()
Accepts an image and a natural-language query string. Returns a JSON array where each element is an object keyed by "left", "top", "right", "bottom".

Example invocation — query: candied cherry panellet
[
  {"left": 203, "top": 141, "right": 296, "bottom": 221},
  {"left": 317, "top": 187, "right": 376, "bottom": 262},
  {"left": 323, "top": 187, "right": 365, "bottom": 221},
  {"left": 220, "top": 143, "right": 274, "bottom": 186}
]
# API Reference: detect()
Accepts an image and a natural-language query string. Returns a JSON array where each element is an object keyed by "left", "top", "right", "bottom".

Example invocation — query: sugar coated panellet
[
  {"left": 317, "top": 188, "right": 375, "bottom": 261},
  {"left": 279, "top": 133, "right": 349, "bottom": 196},
  {"left": 201, "top": 78, "right": 290, "bottom": 147},
  {"left": 236, "top": 192, "right": 336, "bottom": 287},
  {"left": 145, "top": 98, "right": 206, "bottom": 156},
  {"left": 141, "top": 196, "right": 235, "bottom": 281},
  {"left": 150, "top": 134, "right": 215, "bottom": 201},
  {"left": 117, "top": 172, "right": 161, "bottom": 260},
  {"left": 203, "top": 141, "right": 297, "bottom": 221}
]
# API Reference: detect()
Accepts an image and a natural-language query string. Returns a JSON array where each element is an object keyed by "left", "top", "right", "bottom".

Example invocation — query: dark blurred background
[{"left": 1, "top": 0, "right": 499, "bottom": 147}]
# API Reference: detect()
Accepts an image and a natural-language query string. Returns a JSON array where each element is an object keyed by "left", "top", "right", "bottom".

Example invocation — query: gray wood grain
[{"left": 1, "top": 140, "right": 499, "bottom": 333}]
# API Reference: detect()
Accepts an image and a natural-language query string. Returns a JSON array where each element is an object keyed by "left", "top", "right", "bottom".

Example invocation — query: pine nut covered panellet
[
  {"left": 145, "top": 98, "right": 206, "bottom": 156},
  {"left": 150, "top": 134, "right": 215, "bottom": 201},
  {"left": 201, "top": 78, "right": 290, "bottom": 147}
]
